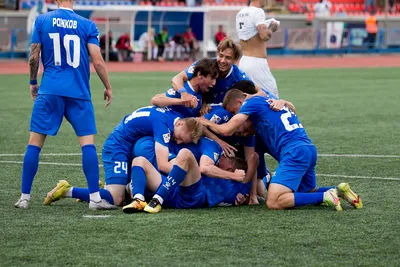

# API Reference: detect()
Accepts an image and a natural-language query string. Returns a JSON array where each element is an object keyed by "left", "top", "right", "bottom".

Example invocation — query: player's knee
[
  {"left": 112, "top": 195, "right": 125, "bottom": 206},
  {"left": 176, "top": 149, "right": 194, "bottom": 163},
  {"left": 266, "top": 197, "right": 282, "bottom": 210},
  {"left": 132, "top": 156, "right": 147, "bottom": 167}
]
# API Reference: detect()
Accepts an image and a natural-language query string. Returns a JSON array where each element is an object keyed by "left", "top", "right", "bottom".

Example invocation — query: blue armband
[
  {"left": 178, "top": 87, "right": 187, "bottom": 94},
  {"left": 30, "top": 79, "right": 37, "bottom": 85}
]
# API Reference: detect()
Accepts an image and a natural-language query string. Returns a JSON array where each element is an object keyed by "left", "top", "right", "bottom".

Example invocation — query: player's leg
[
  {"left": 267, "top": 145, "right": 342, "bottom": 211},
  {"left": 15, "top": 95, "right": 64, "bottom": 209},
  {"left": 144, "top": 148, "right": 201, "bottom": 213},
  {"left": 123, "top": 156, "right": 163, "bottom": 213}
]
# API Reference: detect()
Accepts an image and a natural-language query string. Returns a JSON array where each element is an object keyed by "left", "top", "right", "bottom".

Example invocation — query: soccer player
[
  {"left": 236, "top": 0, "right": 280, "bottom": 98},
  {"left": 43, "top": 106, "right": 203, "bottom": 206},
  {"left": 199, "top": 89, "right": 363, "bottom": 211},
  {"left": 171, "top": 38, "right": 253, "bottom": 112},
  {"left": 15, "top": 0, "right": 113, "bottom": 209},
  {"left": 122, "top": 139, "right": 258, "bottom": 213},
  {"left": 151, "top": 58, "right": 219, "bottom": 118}
]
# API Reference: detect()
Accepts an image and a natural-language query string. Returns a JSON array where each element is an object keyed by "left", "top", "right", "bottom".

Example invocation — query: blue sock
[
  {"left": 82, "top": 144, "right": 100, "bottom": 194},
  {"left": 72, "top": 188, "right": 114, "bottom": 204},
  {"left": 156, "top": 165, "right": 187, "bottom": 202},
  {"left": 315, "top": 186, "right": 335, "bottom": 192},
  {"left": 21, "top": 145, "right": 41, "bottom": 194},
  {"left": 131, "top": 166, "right": 147, "bottom": 199},
  {"left": 294, "top": 193, "right": 324, "bottom": 207}
]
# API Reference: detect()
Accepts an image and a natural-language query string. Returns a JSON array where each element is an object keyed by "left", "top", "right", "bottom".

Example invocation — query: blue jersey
[
  {"left": 165, "top": 81, "right": 202, "bottom": 118},
  {"left": 202, "top": 177, "right": 251, "bottom": 207},
  {"left": 238, "top": 96, "right": 313, "bottom": 161},
  {"left": 185, "top": 59, "right": 251, "bottom": 104},
  {"left": 32, "top": 8, "right": 99, "bottom": 100},
  {"left": 204, "top": 105, "right": 255, "bottom": 148},
  {"left": 113, "top": 106, "right": 181, "bottom": 148}
]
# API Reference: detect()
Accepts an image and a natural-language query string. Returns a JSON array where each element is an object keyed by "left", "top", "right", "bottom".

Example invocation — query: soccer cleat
[
  {"left": 89, "top": 199, "right": 118, "bottom": 210},
  {"left": 337, "top": 183, "right": 363, "bottom": 209},
  {"left": 14, "top": 199, "right": 29, "bottom": 209},
  {"left": 323, "top": 188, "right": 343, "bottom": 211},
  {"left": 143, "top": 198, "right": 162, "bottom": 214},
  {"left": 122, "top": 199, "right": 147, "bottom": 214},
  {"left": 43, "top": 180, "right": 71, "bottom": 205},
  {"left": 76, "top": 180, "right": 105, "bottom": 203}
]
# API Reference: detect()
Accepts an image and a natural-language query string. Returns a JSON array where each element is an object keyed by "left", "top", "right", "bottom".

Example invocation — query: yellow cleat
[
  {"left": 143, "top": 198, "right": 162, "bottom": 214},
  {"left": 323, "top": 188, "right": 343, "bottom": 211},
  {"left": 122, "top": 199, "right": 147, "bottom": 214},
  {"left": 337, "top": 183, "right": 363, "bottom": 209},
  {"left": 76, "top": 180, "right": 104, "bottom": 203},
  {"left": 44, "top": 180, "right": 71, "bottom": 205}
]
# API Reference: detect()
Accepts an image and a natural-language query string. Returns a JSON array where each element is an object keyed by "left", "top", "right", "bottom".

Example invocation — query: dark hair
[
  {"left": 230, "top": 80, "right": 256, "bottom": 94},
  {"left": 231, "top": 157, "right": 248, "bottom": 171},
  {"left": 193, "top": 58, "right": 219, "bottom": 79}
]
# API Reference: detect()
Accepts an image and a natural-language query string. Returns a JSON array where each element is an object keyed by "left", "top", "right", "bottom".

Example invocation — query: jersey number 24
[{"left": 49, "top": 33, "right": 80, "bottom": 68}]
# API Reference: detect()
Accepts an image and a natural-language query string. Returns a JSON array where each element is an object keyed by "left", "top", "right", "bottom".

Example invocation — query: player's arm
[
  {"left": 29, "top": 43, "right": 41, "bottom": 101},
  {"left": 252, "top": 8, "right": 272, "bottom": 41},
  {"left": 243, "top": 150, "right": 259, "bottom": 204},
  {"left": 202, "top": 126, "right": 237, "bottom": 157},
  {"left": 155, "top": 142, "right": 173, "bottom": 174},
  {"left": 151, "top": 93, "right": 184, "bottom": 107},
  {"left": 172, "top": 65, "right": 198, "bottom": 107},
  {"left": 199, "top": 155, "right": 245, "bottom": 182},
  {"left": 199, "top": 114, "right": 249, "bottom": 137},
  {"left": 88, "top": 43, "right": 112, "bottom": 107},
  {"left": 171, "top": 70, "right": 189, "bottom": 91}
]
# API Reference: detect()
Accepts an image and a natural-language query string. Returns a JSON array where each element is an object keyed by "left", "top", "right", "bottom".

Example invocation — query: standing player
[
  {"left": 200, "top": 90, "right": 363, "bottom": 211},
  {"left": 15, "top": 0, "right": 113, "bottom": 209},
  {"left": 236, "top": 0, "right": 279, "bottom": 98}
]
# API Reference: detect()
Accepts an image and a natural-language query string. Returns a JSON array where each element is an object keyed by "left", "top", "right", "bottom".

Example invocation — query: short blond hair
[{"left": 182, "top": 118, "right": 203, "bottom": 144}]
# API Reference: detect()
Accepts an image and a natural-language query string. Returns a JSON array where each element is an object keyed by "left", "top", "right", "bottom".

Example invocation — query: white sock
[
  {"left": 89, "top": 192, "right": 101, "bottom": 202},
  {"left": 133, "top": 194, "right": 145, "bottom": 201},
  {"left": 153, "top": 194, "right": 164, "bottom": 205},
  {"left": 21, "top": 193, "right": 30, "bottom": 201},
  {"left": 65, "top": 187, "right": 73, "bottom": 198}
]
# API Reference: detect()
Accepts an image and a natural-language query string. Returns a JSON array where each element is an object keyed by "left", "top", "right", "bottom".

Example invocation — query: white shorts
[{"left": 239, "top": 56, "right": 278, "bottom": 98}]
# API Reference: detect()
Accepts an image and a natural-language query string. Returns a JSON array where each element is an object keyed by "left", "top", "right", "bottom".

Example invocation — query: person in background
[
  {"left": 100, "top": 31, "right": 118, "bottom": 62},
  {"left": 155, "top": 28, "right": 169, "bottom": 62},
  {"left": 365, "top": 11, "right": 378, "bottom": 49},
  {"left": 138, "top": 28, "right": 158, "bottom": 61},
  {"left": 116, "top": 32, "right": 134, "bottom": 62},
  {"left": 215, "top": 25, "right": 227, "bottom": 45},
  {"left": 184, "top": 26, "right": 198, "bottom": 61}
]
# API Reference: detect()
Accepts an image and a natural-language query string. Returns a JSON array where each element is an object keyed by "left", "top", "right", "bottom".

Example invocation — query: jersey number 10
[{"left": 49, "top": 33, "right": 80, "bottom": 68}]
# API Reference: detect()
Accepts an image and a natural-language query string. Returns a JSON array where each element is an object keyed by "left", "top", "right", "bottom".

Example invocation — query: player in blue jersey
[
  {"left": 43, "top": 106, "right": 203, "bottom": 207},
  {"left": 15, "top": 0, "right": 114, "bottom": 210},
  {"left": 199, "top": 89, "right": 363, "bottom": 211},
  {"left": 171, "top": 38, "right": 254, "bottom": 114},
  {"left": 151, "top": 58, "right": 218, "bottom": 118},
  {"left": 122, "top": 138, "right": 258, "bottom": 213}
]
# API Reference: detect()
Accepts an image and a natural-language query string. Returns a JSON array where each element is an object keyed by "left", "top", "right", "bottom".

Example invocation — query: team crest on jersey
[
  {"left": 223, "top": 115, "right": 230, "bottom": 122},
  {"left": 163, "top": 133, "right": 171, "bottom": 143},
  {"left": 167, "top": 88, "right": 176, "bottom": 95},
  {"left": 213, "top": 152, "right": 220, "bottom": 162},
  {"left": 210, "top": 114, "right": 221, "bottom": 124},
  {"left": 188, "top": 66, "right": 195, "bottom": 74}
]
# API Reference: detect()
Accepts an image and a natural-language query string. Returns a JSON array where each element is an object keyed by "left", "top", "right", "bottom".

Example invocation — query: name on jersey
[
  {"left": 237, "top": 12, "right": 249, "bottom": 18},
  {"left": 53, "top": 18, "right": 78, "bottom": 29}
]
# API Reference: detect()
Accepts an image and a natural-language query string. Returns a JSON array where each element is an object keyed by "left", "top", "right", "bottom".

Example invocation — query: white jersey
[{"left": 236, "top": 6, "right": 267, "bottom": 41}]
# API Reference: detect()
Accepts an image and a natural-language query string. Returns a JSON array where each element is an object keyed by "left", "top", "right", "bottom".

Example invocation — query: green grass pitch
[{"left": 1, "top": 67, "right": 399, "bottom": 266}]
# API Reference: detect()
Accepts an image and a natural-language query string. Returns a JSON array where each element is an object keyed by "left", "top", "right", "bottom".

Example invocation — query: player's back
[
  {"left": 236, "top": 6, "right": 261, "bottom": 41},
  {"left": 239, "top": 96, "right": 313, "bottom": 160},
  {"left": 113, "top": 106, "right": 179, "bottom": 145},
  {"left": 34, "top": 8, "right": 99, "bottom": 100}
]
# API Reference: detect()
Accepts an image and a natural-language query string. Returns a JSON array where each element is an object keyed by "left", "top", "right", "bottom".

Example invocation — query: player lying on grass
[
  {"left": 43, "top": 106, "right": 203, "bottom": 207},
  {"left": 199, "top": 89, "right": 363, "bottom": 211},
  {"left": 122, "top": 141, "right": 259, "bottom": 213}
]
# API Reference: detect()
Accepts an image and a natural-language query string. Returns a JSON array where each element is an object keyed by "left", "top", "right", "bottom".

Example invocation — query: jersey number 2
[
  {"left": 280, "top": 107, "right": 303, "bottom": 132},
  {"left": 49, "top": 33, "right": 80, "bottom": 68}
]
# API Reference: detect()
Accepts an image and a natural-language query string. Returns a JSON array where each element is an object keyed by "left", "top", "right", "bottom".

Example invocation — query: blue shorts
[
  {"left": 164, "top": 176, "right": 207, "bottom": 209},
  {"left": 30, "top": 94, "right": 96, "bottom": 136},
  {"left": 271, "top": 145, "right": 317, "bottom": 192},
  {"left": 102, "top": 133, "right": 133, "bottom": 185},
  {"left": 132, "top": 136, "right": 176, "bottom": 171}
]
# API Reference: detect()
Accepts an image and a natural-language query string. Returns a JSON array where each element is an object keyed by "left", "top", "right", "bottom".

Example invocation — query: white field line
[
  {"left": 1, "top": 160, "right": 399, "bottom": 181},
  {"left": 1, "top": 153, "right": 399, "bottom": 158}
]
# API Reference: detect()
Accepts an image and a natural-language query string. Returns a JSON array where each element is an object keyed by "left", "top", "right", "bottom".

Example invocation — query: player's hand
[
  {"left": 248, "top": 194, "right": 259, "bottom": 205},
  {"left": 234, "top": 193, "right": 249, "bottom": 206},
  {"left": 181, "top": 92, "right": 198, "bottom": 108},
  {"left": 285, "top": 101, "right": 296, "bottom": 114},
  {"left": 218, "top": 140, "right": 237, "bottom": 158},
  {"left": 104, "top": 88, "right": 112, "bottom": 107},
  {"left": 231, "top": 169, "right": 246, "bottom": 182},
  {"left": 200, "top": 104, "right": 211, "bottom": 116},
  {"left": 268, "top": 99, "right": 286, "bottom": 111},
  {"left": 30, "top": 84, "right": 39, "bottom": 101}
]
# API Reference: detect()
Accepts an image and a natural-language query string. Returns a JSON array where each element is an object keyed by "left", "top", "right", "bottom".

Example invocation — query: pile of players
[{"left": 43, "top": 38, "right": 362, "bottom": 213}]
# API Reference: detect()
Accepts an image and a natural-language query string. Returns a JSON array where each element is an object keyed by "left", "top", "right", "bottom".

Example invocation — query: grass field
[{"left": 1, "top": 67, "right": 400, "bottom": 266}]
